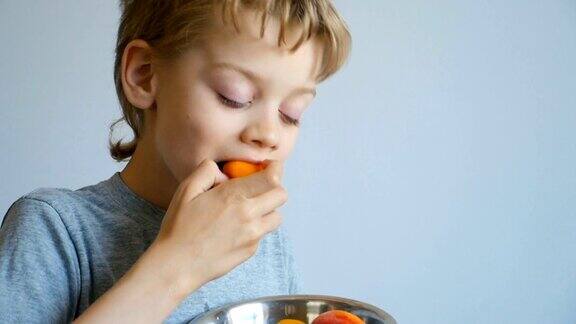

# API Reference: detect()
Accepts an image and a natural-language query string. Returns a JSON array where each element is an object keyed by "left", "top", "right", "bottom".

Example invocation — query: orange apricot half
[{"left": 222, "top": 160, "right": 265, "bottom": 178}]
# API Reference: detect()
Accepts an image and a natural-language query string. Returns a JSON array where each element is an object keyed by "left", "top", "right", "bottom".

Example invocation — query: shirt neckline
[{"left": 106, "top": 172, "right": 167, "bottom": 223}]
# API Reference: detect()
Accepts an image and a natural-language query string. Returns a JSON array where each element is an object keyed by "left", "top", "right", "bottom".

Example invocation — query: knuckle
[
  {"left": 246, "top": 243, "right": 259, "bottom": 256},
  {"left": 221, "top": 187, "right": 245, "bottom": 205},
  {"left": 247, "top": 225, "right": 261, "bottom": 242},
  {"left": 200, "top": 159, "right": 219, "bottom": 175},
  {"left": 265, "top": 171, "right": 281, "bottom": 187},
  {"left": 208, "top": 160, "right": 220, "bottom": 172},
  {"left": 202, "top": 158, "right": 215, "bottom": 168},
  {"left": 271, "top": 212, "right": 283, "bottom": 228},
  {"left": 180, "top": 183, "right": 199, "bottom": 202},
  {"left": 277, "top": 187, "right": 288, "bottom": 202},
  {"left": 237, "top": 203, "right": 253, "bottom": 222},
  {"left": 179, "top": 175, "right": 195, "bottom": 192}
]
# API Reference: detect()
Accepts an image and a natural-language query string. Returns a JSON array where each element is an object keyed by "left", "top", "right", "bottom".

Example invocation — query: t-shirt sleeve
[{"left": 0, "top": 197, "right": 80, "bottom": 323}]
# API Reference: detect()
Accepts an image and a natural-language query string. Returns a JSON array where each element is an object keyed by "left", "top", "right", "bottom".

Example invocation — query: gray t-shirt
[{"left": 0, "top": 172, "right": 302, "bottom": 323}]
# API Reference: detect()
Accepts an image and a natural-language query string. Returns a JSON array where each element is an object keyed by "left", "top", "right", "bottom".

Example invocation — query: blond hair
[{"left": 109, "top": 0, "right": 352, "bottom": 162}]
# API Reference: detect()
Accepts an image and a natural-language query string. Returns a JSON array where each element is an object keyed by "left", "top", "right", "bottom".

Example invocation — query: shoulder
[
  {"left": 23, "top": 186, "right": 85, "bottom": 213},
  {"left": 2, "top": 185, "right": 94, "bottom": 233},
  {"left": 0, "top": 189, "right": 82, "bottom": 323},
  {"left": 2, "top": 187, "right": 76, "bottom": 233},
  {"left": 0, "top": 189, "right": 82, "bottom": 276},
  {"left": 7, "top": 179, "right": 111, "bottom": 221}
]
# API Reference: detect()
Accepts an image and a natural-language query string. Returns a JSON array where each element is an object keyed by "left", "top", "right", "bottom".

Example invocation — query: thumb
[{"left": 177, "top": 159, "right": 228, "bottom": 203}]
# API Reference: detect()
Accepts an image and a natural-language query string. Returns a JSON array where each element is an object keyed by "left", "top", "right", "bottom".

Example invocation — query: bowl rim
[{"left": 192, "top": 294, "right": 396, "bottom": 323}]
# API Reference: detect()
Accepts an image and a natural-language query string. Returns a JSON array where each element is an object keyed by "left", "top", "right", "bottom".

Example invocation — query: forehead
[{"left": 199, "top": 5, "right": 323, "bottom": 88}]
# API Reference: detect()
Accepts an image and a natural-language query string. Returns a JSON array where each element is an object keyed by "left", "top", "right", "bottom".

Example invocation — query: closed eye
[
  {"left": 217, "top": 93, "right": 300, "bottom": 126},
  {"left": 218, "top": 93, "right": 247, "bottom": 109}
]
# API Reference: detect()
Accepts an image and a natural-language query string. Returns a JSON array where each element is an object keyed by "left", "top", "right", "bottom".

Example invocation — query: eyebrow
[{"left": 210, "top": 62, "right": 317, "bottom": 98}]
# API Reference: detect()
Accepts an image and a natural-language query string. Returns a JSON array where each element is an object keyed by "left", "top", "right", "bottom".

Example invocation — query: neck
[{"left": 119, "top": 138, "right": 176, "bottom": 212}]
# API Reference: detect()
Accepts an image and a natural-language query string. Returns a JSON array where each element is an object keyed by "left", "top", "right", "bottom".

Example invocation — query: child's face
[{"left": 146, "top": 9, "right": 321, "bottom": 183}]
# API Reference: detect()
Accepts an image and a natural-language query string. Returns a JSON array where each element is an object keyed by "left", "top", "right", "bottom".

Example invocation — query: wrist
[{"left": 133, "top": 241, "right": 206, "bottom": 301}]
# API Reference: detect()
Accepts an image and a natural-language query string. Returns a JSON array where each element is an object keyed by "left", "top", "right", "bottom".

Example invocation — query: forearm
[{"left": 73, "top": 242, "right": 204, "bottom": 324}]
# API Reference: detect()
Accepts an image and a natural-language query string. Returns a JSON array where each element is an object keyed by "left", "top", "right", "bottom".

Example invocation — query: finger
[
  {"left": 261, "top": 159, "right": 284, "bottom": 182},
  {"left": 247, "top": 186, "right": 288, "bottom": 217},
  {"left": 228, "top": 160, "right": 285, "bottom": 198},
  {"left": 177, "top": 159, "right": 229, "bottom": 202},
  {"left": 260, "top": 210, "right": 283, "bottom": 235},
  {"left": 212, "top": 168, "right": 230, "bottom": 188}
]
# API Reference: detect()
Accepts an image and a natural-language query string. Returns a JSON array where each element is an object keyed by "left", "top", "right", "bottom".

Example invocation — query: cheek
[
  {"left": 274, "top": 132, "right": 299, "bottom": 162},
  {"left": 156, "top": 80, "right": 223, "bottom": 137},
  {"left": 153, "top": 83, "right": 232, "bottom": 180}
]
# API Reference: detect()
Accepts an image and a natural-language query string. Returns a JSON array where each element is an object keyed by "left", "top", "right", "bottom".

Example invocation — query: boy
[{"left": 0, "top": 0, "right": 351, "bottom": 322}]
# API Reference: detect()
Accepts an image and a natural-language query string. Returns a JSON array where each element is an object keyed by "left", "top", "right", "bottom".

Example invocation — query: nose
[{"left": 241, "top": 107, "right": 280, "bottom": 151}]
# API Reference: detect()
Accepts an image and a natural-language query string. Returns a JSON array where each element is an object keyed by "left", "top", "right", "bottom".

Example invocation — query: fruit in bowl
[
  {"left": 190, "top": 294, "right": 396, "bottom": 324},
  {"left": 311, "top": 310, "right": 365, "bottom": 324},
  {"left": 277, "top": 320, "right": 306, "bottom": 324},
  {"left": 279, "top": 310, "right": 365, "bottom": 324}
]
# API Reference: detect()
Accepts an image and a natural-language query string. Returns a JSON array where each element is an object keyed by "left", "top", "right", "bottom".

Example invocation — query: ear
[{"left": 121, "top": 39, "right": 158, "bottom": 110}]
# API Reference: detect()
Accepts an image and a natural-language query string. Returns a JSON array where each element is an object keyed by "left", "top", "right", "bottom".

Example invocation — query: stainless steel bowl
[{"left": 190, "top": 295, "right": 397, "bottom": 324}]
